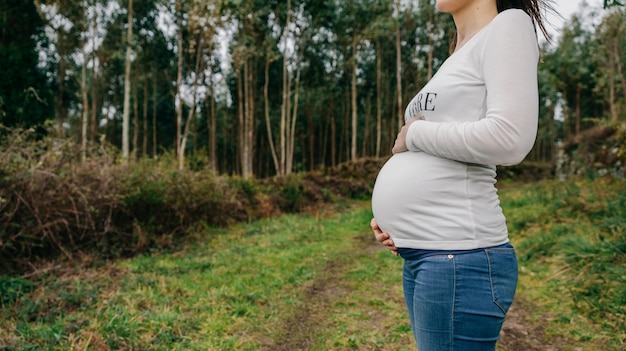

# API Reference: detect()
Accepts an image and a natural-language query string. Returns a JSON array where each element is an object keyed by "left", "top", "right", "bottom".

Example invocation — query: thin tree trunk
[
  {"left": 264, "top": 58, "right": 279, "bottom": 174},
  {"left": 307, "top": 101, "right": 315, "bottom": 170},
  {"left": 208, "top": 58, "right": 217, "bottom": 171},
  {"left": 284, "top": 63, "right": 293, "bottom": 173},
  {"left": 288, "top": 34, "right": 306, "bottom": 173},
  {"left": 81, "top": 54, "right": 89, "bottom": 162},
  {"left": 175, "top": 0, "right": 184, "bottom": 168},
  {"left": 133, "top": 81, "right": 139, "bottom": 160},
  {"left": 180, "top": 35, "right": 204, "bottom": 171},
  {"left": 143, "top": 80, "right": 148, "bottom": 157},
  {"left": 90, "top": 77, "right": 98, "bottom": 142},
  {"left": 395, "top": 12, "right": 403, "bottom": 131},
  {"left": 362, "top": 94, "right": 371, "bottom": 157},
  {"left": 152, "top": 74, "right": 157, "bottom": 158},
  {"left": 351, "top": 35, "right": 358, "bottom": 161},
  {"left": 243, "top": 58, "right": 255, "bottom": 178},
  {"left": 236, "top": 64, "right": 245, "bottom": 176},
  {"left": 89, "top": 0, "right": 98, "bottom": 142},
  {"left": 279, "top": 0, "right": 292, "bottom": 176},
  {"left": 122, "top": 0, "right": 134, "bottom": 161},
  {"left": 56, "top": 54, "right": 68, "bottom": 133},
  {"left": 376, "top": 39, "right": 382, "bottom": 158},
  {"left": 331, "top": 113, "right": 336, "bottom": 167}
]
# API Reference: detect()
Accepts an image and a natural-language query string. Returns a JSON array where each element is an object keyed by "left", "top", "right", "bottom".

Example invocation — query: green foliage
[
  {"left": 604, "top": 0, "right": 624, "bottom": 8},
  {"left": 0, "top": 0, "right": 53, "bottom": 129},
  {"left": 0, "top": 276, "right": 35, "bottom": 307}
]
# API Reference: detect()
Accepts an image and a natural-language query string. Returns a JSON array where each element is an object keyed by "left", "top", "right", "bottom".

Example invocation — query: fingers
[
  {"left": 370, "top": 218, "right": 379, "bottom": 231},
  {"left": 392, "top": 128, "right": 409, "bottom": 154},
  {"left": 392, "top": 116, "right": 422, "bottom": 154},
  {"left": 371, "top": 218, "right": 398, "bottom": 256},
  {"left": 382, "top": 237, "right": 398, "bottom": 256}
]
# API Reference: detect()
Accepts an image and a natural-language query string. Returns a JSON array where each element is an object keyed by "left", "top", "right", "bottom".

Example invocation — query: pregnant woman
[{"left": 370, "top": 0, "right": 554, "bottom": 350}]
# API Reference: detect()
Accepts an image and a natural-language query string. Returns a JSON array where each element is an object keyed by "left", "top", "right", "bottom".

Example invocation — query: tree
[
  {"left": 1, "top": 0, "right": 52, "bottom": 128},
  {"left": 550, "top": 15, "right": 600, "bottom": 137},
  {"left": 121, "top": 0, "right": 134, "bottom": 161},
  {"left": 595, "top": 7, "right": 626, "bottom": 123}
]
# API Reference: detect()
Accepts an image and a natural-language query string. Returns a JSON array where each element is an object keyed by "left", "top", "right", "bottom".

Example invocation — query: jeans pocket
[{"left": 486, "top": 248, "right": 518, "bottom": 314}]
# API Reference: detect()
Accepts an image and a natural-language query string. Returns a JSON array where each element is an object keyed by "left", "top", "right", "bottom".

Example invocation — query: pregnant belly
[{"left": 371, "top": 152, "right": 473, "bottom": 241}]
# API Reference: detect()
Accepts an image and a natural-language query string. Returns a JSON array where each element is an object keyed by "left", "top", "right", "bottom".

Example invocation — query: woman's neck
[{"left": 452, "top": 1, "right": 498, "bottom": 52}]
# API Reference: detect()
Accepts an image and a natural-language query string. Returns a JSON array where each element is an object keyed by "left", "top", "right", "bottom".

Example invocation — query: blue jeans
[{"left": 401, "top": 244, "right": 518, "bottom": 351}]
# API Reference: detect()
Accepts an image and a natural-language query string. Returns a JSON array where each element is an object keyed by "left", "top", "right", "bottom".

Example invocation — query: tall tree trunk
[
  {"left": 331, "top": 113, "right": 337, "bottom": 167},
  {"left": 264, "top": 58, "right": 279, "bottom": 174},
  {"left": 307, "top": 101, "right": 315, "bottom": 170},
  {"left": 240, "top": 58, "right": 254, "bottom": 178},
  {"left": 90, "top": 76, "right": 98, "bottom": 142},
  {"left": 56, "top": 54, "right": 68, "bottom": 134},
  {"left": 287, "top": 34, "right": 306, "bottom": 173},
  {"left": 362, "top": 94, "right": 371, "bottom": 157},
  {"left": 122, "top": 0, "right": 134, "bottom": 162},
  {"left": 175, "top": 0, "right": 184, "bottom": 169},
  {"left": 132, "top": 81, "right": 139, "bottom": 160},
  {"left": 351, "top": 35, "right": 358, "bottom": 161},
  {"left": 208, "top": 58, "right": 217, "bottom": 171},
  {"left": 236, "top": 64, "right": 245, "bottom": 176},
  {"left": 143, "top": 80, "right": 148, "bottom": 157},
  {"left": 395, "top": 10, "right": 403, "bottom": 131},
  {"left": 179, "top": 34, "right": 205, "bottom": 171},
  {"left": 152, "top": 74, "right": 157, "bottom": 158},
  {"left": 376, "top": 39, "right": 382, "bottom": 158},
  {"left": 81, "top": 53, "right": 89, "bottom": 162},
  {"left": 284, "top": 61, "right": 292, "bottom": 173},
  {"left": 278, "top": 0, "right": 292, "bottom": 176},
  {"left": 89, "top": 0, "right": 98, "bottom": 143}
]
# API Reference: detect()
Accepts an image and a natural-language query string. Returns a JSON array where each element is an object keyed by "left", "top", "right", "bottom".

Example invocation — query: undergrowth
[
  {"left": 504, "top": 177, "right": 626, "bottom": 348},
  {"left": 0, "top": 126, "right": 384, "bottom": 275}
]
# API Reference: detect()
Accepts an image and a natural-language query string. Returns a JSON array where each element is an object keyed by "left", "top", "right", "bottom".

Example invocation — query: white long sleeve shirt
[{"left": 371, "top": 9, "right": 539, "bottom": 250}]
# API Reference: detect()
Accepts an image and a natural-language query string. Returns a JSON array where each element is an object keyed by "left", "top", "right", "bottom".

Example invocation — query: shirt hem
[{"left": 392, "top": 237, "right": 510, "bottom": 251}]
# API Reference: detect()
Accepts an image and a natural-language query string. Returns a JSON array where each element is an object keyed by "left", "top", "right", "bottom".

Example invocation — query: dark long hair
[
  {"left": 497, "top": 0, "right": 554, "bottom": 40},
  {"left": 449, "top": 0, "right": 555, "bottom": 53}
]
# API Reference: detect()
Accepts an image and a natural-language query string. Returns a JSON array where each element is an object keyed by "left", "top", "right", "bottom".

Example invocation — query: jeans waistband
[{"left": 397, "top": 242, "right": 513, "bottom": 261}]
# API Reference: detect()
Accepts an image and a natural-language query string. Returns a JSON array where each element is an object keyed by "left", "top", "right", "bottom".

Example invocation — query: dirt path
[
  {"left": 261, "top": 258, "right": 352, "bottom": 351},
  {"left": 499, "top": 298, "right": 570, "bottom": 351},
  {"left": 261, "top": 233, "right": 563, "bottom": 351}
]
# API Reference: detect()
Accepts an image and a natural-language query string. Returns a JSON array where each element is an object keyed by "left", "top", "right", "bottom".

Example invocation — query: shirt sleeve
[{"left": 405, "top": 10, "right": 539, "bottom": 166}]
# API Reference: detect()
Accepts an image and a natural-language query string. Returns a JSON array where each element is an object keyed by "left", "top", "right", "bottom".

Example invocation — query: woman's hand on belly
[
  {"left": 371, "top": 218, "right": 398, "bottom": 256},
  {"left": 392, "top": 116, "right": 423, "bottom": 154}
]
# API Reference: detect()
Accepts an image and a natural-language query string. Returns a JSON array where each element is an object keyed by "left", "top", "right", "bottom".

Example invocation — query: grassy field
[
  {"left": 503, "top": 177, "right": 626, "bottom": 349},
  {"left": 0, "top": 178, "right": 624, "bottom": 350}
]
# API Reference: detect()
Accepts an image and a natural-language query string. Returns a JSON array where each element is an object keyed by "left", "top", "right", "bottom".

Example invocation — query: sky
[{"left": 544, "top": 0, "right": 606, "bottom": 40}]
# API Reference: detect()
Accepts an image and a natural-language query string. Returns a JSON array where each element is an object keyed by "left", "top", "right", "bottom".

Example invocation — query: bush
[{"left": 0, "top": 129, "right": 385, "bottom": 275}]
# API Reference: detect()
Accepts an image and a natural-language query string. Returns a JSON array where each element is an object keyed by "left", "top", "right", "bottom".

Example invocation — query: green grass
[
  {"left": 502, "top": 177, "right": 626, "bottom": 349},
  {"left": 1, "top": 178, "right": 624, "bottom": 350},
  {"left": 0, "top": 202, "right": 411, "bottom": 350}
]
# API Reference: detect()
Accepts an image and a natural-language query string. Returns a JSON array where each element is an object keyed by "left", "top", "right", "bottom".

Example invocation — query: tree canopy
[{"left": 1, "top": 0, "right": 624, "bottom": 177}]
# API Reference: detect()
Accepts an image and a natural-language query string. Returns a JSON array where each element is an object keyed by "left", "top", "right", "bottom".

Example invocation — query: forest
[
  {"left": 1, "top": 0, "right": 626, "bottom": 349},
  {"left": 1, "top": 0, "right": 624, "bottom": 178}
]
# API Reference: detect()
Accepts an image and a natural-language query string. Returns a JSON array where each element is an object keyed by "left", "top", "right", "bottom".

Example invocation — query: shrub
[{"left": 0, "top": 129, "right": 386, "bottom": 275}]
